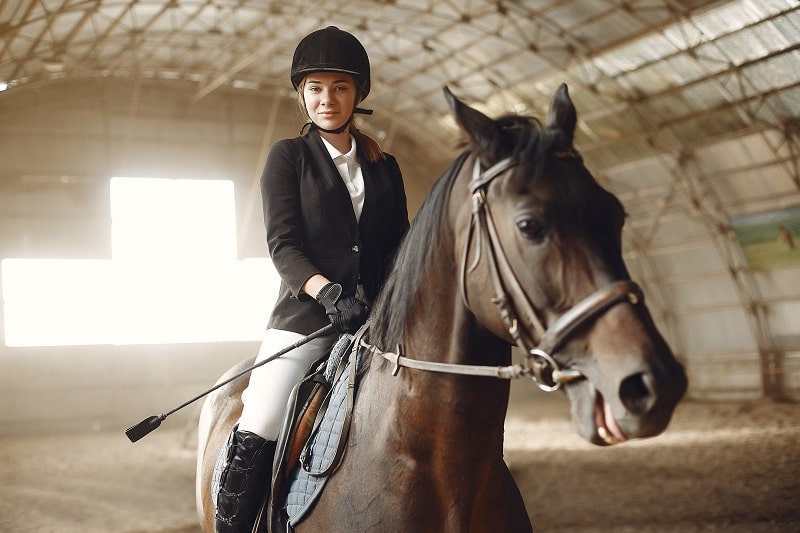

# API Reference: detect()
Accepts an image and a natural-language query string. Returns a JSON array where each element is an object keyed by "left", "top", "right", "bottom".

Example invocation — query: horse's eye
[{"left": 517, "top": 218, "right": 547, "bottom": 241}]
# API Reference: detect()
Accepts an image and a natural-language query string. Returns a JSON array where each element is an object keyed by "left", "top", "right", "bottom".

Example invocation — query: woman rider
[{"left": 214, "top": 26, "right": 409, "bottom": 532}]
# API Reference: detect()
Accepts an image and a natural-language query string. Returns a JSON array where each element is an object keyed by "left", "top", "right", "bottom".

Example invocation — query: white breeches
[{"left": 236, "top": 328, "right": 337, "bottom": 440}]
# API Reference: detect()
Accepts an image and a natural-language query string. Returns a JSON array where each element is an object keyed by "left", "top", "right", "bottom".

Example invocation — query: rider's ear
[
  {"left": 545, "top": 83, "right": 577, "bottom": 146},
  {"left": 443, "top": 86, "right": 499, "bottom": 164}
]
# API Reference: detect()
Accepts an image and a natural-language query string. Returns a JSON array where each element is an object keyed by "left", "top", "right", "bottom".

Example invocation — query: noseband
[
  {"left": 460, "top": 153, "right": 643, "bottom": 391},
  {"left": 364, "top": 151, "right": 643, "bottom": 392}
]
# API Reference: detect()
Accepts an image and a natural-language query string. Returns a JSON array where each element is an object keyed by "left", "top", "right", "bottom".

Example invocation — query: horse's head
[{"left": 445, "top": 84, "right": 687, "bottom": 446}]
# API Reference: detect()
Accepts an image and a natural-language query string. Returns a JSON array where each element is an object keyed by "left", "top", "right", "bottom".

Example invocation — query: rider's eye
[{"left": 517, "top": 218, "right": 547, "bottom": 241}]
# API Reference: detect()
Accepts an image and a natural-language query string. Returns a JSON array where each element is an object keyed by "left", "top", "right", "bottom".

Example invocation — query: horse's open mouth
[{"left": 595, "top": 393, "right": 629, "bottom": 445}]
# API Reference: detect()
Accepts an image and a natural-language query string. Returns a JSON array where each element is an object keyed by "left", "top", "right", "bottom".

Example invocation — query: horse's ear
[
  {"left": 545, "top": 83, "right": 577, "bottom": 146},
  {"left": 443, "top": 86, "right": 499, "bottom": 155}
]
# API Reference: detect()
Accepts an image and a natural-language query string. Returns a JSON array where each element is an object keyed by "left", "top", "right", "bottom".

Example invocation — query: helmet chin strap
[
  {"left": 306, "top": 106, "right": 374, "bottom": 134},
  {"left": 310, "top": 118, "right": 352, "bottom": 135}
]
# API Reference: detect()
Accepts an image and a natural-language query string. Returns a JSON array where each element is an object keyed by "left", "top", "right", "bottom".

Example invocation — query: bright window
[{"left": 2, "top": 177, "right": 277, "bottom": 347}]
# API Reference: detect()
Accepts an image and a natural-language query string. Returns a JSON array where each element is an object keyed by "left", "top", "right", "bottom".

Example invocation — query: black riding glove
[{"left": 315, "top": 282, "right": 369, "bottom": 334}]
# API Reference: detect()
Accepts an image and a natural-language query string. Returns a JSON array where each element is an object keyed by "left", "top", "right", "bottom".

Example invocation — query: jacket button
[{"left": 351, "top": 245, "right": 360, "bottom": 253}]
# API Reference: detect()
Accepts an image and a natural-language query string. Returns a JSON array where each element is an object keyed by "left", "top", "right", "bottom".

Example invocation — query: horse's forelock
[{"left": 491, "top": 115, "right": 572, "bottom": 185}]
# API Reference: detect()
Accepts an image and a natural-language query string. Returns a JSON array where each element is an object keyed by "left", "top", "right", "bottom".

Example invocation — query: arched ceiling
[
  {"left": 2, "top": 1, "right": 798, "bottom": 159},
  {"left": 1, "top": 0, "right": 800, "bottom": 399}
]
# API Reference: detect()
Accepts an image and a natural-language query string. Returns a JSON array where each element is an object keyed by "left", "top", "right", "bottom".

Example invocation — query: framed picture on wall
[{"left": 731, "top": 206, "right": 800, "bottom": 270}]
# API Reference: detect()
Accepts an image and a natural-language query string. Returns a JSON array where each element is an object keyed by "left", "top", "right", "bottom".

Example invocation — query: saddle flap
[
  {"left": 272, "top": 359, "right": 330, "bottom": 503},
  {"left": 265, "top": 332, "right": 358, "bottom": 531}
]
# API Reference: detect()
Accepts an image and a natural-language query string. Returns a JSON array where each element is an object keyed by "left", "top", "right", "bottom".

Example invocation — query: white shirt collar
[
  {"left": 318, "top": 133, "right": 365, "bottom": 221},
  {"left": 320, "top": 134, "right": 357, "bottom": 162}
]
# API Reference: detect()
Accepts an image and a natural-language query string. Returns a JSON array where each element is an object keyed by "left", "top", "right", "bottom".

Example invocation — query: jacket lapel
[
  {"left": 305, "top": 131, "right": 360, "bottom": 235},
  {"left": 358, "top": 160, "right": 377, "bottom": 230}
]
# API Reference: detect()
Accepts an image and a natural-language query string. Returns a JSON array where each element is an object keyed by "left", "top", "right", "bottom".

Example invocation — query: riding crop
[{"left": 125, "top": 324, "right": 335, "bottom": 443}]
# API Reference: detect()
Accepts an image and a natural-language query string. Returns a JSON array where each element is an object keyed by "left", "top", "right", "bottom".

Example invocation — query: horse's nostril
[{"left": 619, "top": 372, "right": 656, "bottom": 415}]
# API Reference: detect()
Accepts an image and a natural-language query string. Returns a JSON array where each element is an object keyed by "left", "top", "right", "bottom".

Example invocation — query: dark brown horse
[{"left": 197, "top": 84, "right": 688, "bottom": 532}]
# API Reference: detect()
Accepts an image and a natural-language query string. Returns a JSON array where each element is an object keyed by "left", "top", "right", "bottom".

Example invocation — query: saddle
[{"left": 253, "top": 325, "right": 367, "bottom": 533}]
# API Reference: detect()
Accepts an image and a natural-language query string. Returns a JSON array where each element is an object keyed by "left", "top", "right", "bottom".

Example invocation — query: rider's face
[{"left": 302, "top": 72, "right": 358, "bottom": 132}]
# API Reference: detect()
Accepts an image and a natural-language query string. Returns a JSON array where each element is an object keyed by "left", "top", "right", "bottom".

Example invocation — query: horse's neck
[{"left": 371, "top": 248, "right": 513, "bottom": 461}]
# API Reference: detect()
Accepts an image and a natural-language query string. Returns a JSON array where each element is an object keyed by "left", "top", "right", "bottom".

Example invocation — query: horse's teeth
[{"left": 598, "top": 426, "right": 620, "bottom": 445}]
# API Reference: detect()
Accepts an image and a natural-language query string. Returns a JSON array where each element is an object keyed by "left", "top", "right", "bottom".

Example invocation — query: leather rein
[{"left": 363, "top": 151, "right": 644, "bottom": 392}]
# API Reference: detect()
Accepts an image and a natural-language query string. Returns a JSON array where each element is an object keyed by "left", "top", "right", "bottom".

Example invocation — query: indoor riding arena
[{"left": 1, "top": 1, "right": 798, "bottom": 532}]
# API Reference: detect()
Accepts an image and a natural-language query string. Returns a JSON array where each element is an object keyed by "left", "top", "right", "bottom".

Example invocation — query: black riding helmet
[{"left": 290, "top": 26, "right": 371, "bottom": 100}]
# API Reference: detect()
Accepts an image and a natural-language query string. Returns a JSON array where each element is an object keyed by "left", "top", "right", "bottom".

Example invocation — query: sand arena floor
[{"left": 1, "top": 387, "right": 798, "bottom": 532}]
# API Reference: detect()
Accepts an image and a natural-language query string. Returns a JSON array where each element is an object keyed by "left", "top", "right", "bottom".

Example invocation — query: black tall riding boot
[{"left": 215, "top": 427, "right": 276, "bottom": 533}]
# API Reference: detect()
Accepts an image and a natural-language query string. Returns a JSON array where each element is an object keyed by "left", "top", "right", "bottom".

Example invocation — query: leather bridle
[{"left": 365, "top": 151, "right": 644, "bottom": 392}]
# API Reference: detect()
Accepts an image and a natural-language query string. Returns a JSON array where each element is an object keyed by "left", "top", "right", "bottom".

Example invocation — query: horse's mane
[{"left": 369, "top": 113, "right": 565, "bottom": 350}]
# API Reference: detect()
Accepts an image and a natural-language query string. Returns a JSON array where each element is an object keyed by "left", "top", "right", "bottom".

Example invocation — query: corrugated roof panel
[
  {"left": 711, "top": 163, "right": 795, "bottom": 203},
  {"left": 570, "top": 10, "right": 649, "bottom": 52},
  {"left": 375, "top": 49, "right": 424, "bottom": 85},
  {"left": 692, "top": 40, "right": 735, "bottom": 75},
  {"left": 668, "top": 107, "right": 751, "bottom": 146},
  {"left": 768, "top": 300, "right": 800, "bottom": 340},
  {"left": 755, "top": 270, "right": 800, "bottom": 301},
  {"left": 605, "top": 158, "right": 674, "bottom": 190},
  {"left": 624, "top": 200, "right": 683, "bottom": 230},
  {"left": 621, "top": 60, "right": 679, "bottom": 95},
  {"left": 680, "top": 79, "right": 734, "bottom": 111},
  {"left": 635, "top": 91, "right": 693, "bottom": 125},
  {"left": 685, "top": 355, "right": 762, "bottom": 400},
  {"left": 464, "top": 34, "right": 521, "bottom": 66},
  {"left": 468, "top": 9, "right": 515, "bottom": 36},
  {"left": 660, "top": 53, "right": 708, "bottom": 86},
  {"left": 710, "top": 176, "right": 775, "bottom": 212},
  {"left": 693, "top": 1, "right": 761, "bottom": 37},
  {"left": 767, "top": 85, "right": 800, "bottom": 118},
  {"left": 545, "top": 0, "right": 612, "bottom": 28},
  {"left": 591, "top": 31, "right": 680, "bottom": 77},
  {"left": 668, "top": 276, "right": 745, "bottom": 308},
  {"left": 747, "top": 0, "right": 799, "bottom": 18},
  {"left": 715, "top": 28, "right": 773, "bottom": 66},
  {"left": 583, "top": 137, "right": 661, "bottom": 169},
  {"left": 675, "top": 309, "right": 758, "bottom": 352},
  {"left": 487, "top": 52, "right": 552, "bottom": 91},
  {"left": 773, "top": 7, "right": 800, "bottom": 38},
  {"left": 433, "top": 22, "right": 486, "bottom": 50},
  {"left": 695, "top": 135, "right": 761, "bottom": 170},
  {"left": 411, "top": 75, "right": 446, "bottom": 99},
  {"left": 743, "top": 51, "right": 800, "bottom": 93},
  {"left": 752, "top": 17, "right": 795, "bottom": 52},
  {"left": 623, "top": 191, "right": 680, "bottom": 219},
  {"left": 647, "top": 245, "right": 730, "bottom": 278},
  {"left": 645, "top": 215, "right": 715, "bottom": 250}
]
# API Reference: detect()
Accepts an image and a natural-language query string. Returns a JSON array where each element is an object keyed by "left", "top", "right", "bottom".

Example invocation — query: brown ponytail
[{"left": 350, "top": 124, "right": 386, "bottom": 163}]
